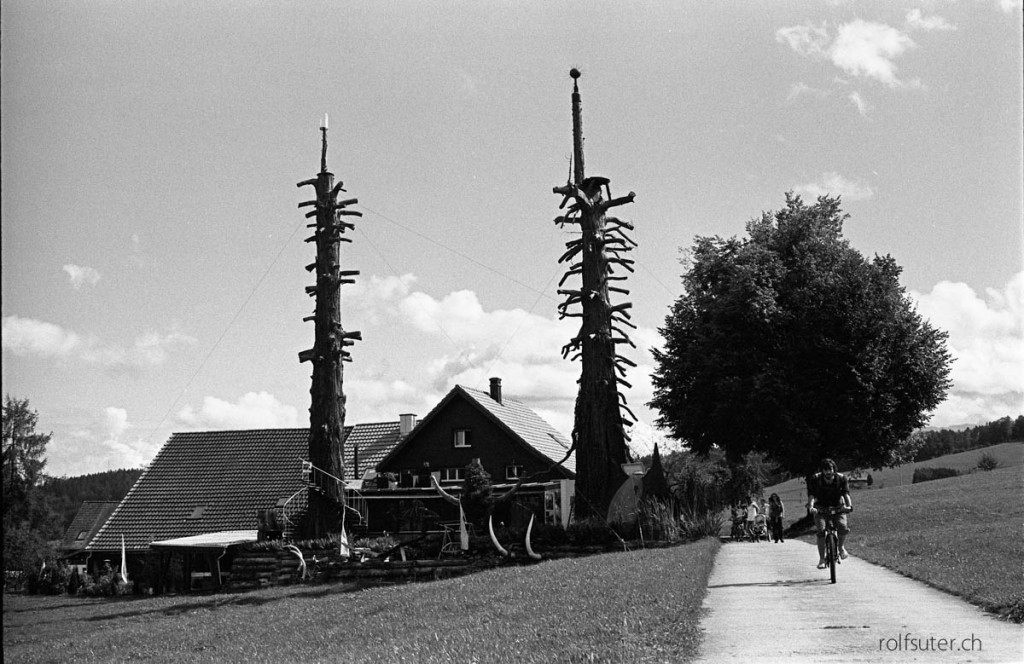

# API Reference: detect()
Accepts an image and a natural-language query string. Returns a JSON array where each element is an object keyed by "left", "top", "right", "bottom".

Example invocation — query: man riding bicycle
[{"left": 806, "top": 458, "right": 852, "bottom": 569}]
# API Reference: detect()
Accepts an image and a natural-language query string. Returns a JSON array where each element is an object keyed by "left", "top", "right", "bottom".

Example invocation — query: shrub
[
  {"left": 353, "top": 535, "right": 400, "bottom": 555},
  {"left": 912, "top": 467, "right": 959, "bottom": 484},
  {"left": 638, "top": 498, "right": 680, "bottom": 543},
  {"left": 976, "top": 453, "right": 1000, "bottom": 471},
  {"left": 566, "top": 517, "right": 617, "bottom": 546},
  {"left": 678, "top": 508, "right": 726, "bottom": 541}
]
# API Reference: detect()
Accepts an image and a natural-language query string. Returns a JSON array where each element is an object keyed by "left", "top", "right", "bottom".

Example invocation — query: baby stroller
[
  {"left": 749, "top": 514, "right": 770, "bottom": 542},
  {"left": 729, "top": 508, "right": 746, "bottom": 541},
  {"left": 730, "top": 514, "right": 746, "bottom": 540}
]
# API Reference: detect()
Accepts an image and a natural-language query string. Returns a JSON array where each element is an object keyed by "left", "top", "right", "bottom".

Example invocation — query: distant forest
[
  {"left": 914, "top": 415, "right": 1024, "bottom": 462},
  {"left": 39, "top": 468, "right": 143, "bottom": 533}
]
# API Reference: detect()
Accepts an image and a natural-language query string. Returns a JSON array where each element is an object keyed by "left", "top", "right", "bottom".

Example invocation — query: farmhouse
[
  {"left": 78, "top": 378, "right": 574, "bottom": 590},
  {"left": 60, "top": 500, "right": 119, "bottom": 567}
]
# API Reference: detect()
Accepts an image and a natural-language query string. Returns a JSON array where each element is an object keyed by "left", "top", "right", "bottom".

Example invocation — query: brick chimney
[
  {"left": 489, "top": 377, "right": 502, "bottom": 404},
  {"left": 399, "top": 413, "right": 417, "bottom": 436}
]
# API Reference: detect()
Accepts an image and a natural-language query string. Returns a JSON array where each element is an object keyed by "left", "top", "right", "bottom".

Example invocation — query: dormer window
[
  {"left": 186, "top": 507, "right": 207, "bottom": 519},
  {"left": 453, "top": 429, "right": 472, "bottom": 448}
]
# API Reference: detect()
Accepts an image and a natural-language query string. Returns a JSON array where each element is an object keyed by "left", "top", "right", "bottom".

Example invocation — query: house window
[
  {"left": 76, "top": 530, "right": 90, "bottom": 541},
  {"left": 441, "top": 467, "right": 465, "bottom": 483},
  {"left": 506, "top": 464, "right": 523, "bottom": 481},
  {"left": 186, "top": 507, "right": 207, "bottom": 519},
  {"left": 453, "top": 429, "right": 471, "bottom": 448}
]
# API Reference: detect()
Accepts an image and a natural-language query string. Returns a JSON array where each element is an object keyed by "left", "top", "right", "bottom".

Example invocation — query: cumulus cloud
[
  {"left": 777, "top": 19, "right": 920, "bottom": 88},
  {"left": 2, "top": 316, "right": 84, "bottom": 358},
  {"left": 793, "top": 172, "right": 875, "bottom": 201},
  {"left": 340, "top": 274, "right": 663, "bottom": 438},
  {"left": 1, "top": 316, "right": 195, "bottom": 368},
  {"left": 905, "top": 9, "right": 956, "bottom": 32},
  {"left": 49, "top": 407, "right": 163, "bottom": 475},
  {"left": 912, "top": 272, "right": 1024, "bottom": 426},
  {"left": 176, "top": 391, "right": 300, "bottom": 430},
  {"left": 830, "top": 20, "right": 916, "bottom": 87},
  {"left": 63, "top": 264, "right": 101, "bottom": 290}
]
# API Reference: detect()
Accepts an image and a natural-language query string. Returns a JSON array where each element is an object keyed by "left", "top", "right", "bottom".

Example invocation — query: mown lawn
[
  {"left": 3, "top": 537, "right": 719, "bottom": 664},
  {"left": 848, "top": 465, "right": 1023, "bottom": 621}
]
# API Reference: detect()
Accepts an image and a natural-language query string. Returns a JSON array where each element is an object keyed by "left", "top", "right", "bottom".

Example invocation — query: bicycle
[{"left": 815, "top": 505, "right": 852, "bottom": 584}]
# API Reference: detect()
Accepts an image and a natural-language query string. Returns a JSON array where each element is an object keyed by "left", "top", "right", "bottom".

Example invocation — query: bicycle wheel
[{"left": 827, "top": 533, "right": 838, "bottom": 584}]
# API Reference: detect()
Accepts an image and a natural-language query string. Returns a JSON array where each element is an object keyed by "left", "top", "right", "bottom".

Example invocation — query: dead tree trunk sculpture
[
  {"left": 553, "top": 70, "right": 638, "bottom": 520},
  {"left": 296, "top": 115, "right": 362, "bottom": 538}
]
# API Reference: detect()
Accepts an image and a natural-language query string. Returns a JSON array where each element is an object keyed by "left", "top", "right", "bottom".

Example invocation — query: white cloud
[
  {"left": 1, "top": 315, "right": 195, "bottom": 368},
  {"left": 2, "top": 316, "right": 84, "bottom": 357},
  {"left": 991, "top": 0, "right": 1023, "bottom": 13},
  {"left": 777, "top": 20, "right": 920, "bottom": 88},
  {"left": 912, "top": 272, "right": 1024, "bottom": 426},
  {"left": 905, "top": 9, "right": 956, "bottom": 32},
  {"left": 176, "top": 391, "right": 301, "bottom": 430},
  {"left": 340, "top": 275, "right": 664, "bottom": 441},
  {"left": 63, "top": 264, "right": 101, "bottom": 290},
  {"left": 49, "top": 407, "right": 162, "bottom": 475},
  {"left": 830, "top": 20, "right": 916, "bottom": 87},
  {"left": 786, "top": 82, "right": 829, "bottom": 103},
  {"left": 775, "top": 23, "right": 830, "bottom": 58},
  {"left": 793, "top": 172, "right": 875, "bottom": 201},
  {"left": 848, "top": 91, "right": 872, "bottom": 117}
]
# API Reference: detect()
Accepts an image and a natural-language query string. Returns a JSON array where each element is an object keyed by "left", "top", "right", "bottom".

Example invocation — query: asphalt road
[{"left": 695, "top": 539, "right": 1023, "bottom": 663}]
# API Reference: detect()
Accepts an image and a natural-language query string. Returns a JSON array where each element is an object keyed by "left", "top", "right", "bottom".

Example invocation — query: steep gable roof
[
  {"left": 88, "top": 423, "right": 402, "bottom": 551},
  {"left": 459, "top": 386, "right": 575, "bottom": 475},
  {"left": 380, "top": 385, "right": 575, "bottom": 476},
  {"left": 61, "top": 501, "right": 119, "bottom": 551}
]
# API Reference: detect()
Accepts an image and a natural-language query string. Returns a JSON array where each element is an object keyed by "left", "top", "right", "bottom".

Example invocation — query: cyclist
[{"left": 806, "top": 458, "right": 851, "bottom": 569}]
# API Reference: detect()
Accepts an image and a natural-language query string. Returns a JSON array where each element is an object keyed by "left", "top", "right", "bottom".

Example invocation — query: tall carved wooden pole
[
  {"left": 553, "top": 70, "right": 638, "bottom": 519},
  {"left": 296, "top": 114, "right": 362, "bottom": 538}
]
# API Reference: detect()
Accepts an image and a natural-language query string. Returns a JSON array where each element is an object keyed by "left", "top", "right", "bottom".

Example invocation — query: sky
[{"left": 2, "top": 0, "right": 1022, "bottom": 477}]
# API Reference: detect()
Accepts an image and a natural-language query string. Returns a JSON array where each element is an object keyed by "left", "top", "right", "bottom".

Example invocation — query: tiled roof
[
  {"left": 459, "top": 386, "right": 576, "bottom": 475},
  {"left": 87, "top": 423, "right": 402, "bottom": 552},
  {"left": 61, "top": 501, "right": 119, "bottom": 551},
  {"left": 346, "top": 421, "right": 403, "bottom": 475},
  {"left": 151, "top": 530, "right": 258, "bottom": 549}
]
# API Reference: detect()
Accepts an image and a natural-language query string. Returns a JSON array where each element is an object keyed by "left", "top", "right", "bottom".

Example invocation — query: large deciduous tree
[{"left": 649, "top": 195, "right": 952, "bottom": 475}]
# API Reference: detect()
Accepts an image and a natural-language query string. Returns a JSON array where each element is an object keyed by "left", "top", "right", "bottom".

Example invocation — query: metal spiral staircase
[{"left": 280, "top": 460, "right": 368, "bottom": 535}]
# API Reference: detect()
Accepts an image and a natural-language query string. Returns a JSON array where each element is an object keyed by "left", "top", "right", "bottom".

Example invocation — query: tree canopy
[
  {"left": 3, "top": 395, "right": 60, "bottom": 572},
  {"left": 649, "top": 195, "right": 952, "bottom": 475}
]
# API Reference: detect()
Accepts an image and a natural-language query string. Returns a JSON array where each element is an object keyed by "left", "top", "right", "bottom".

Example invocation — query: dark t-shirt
[{"left": 807, "top": 472, "right": 849, "bottom": 507}]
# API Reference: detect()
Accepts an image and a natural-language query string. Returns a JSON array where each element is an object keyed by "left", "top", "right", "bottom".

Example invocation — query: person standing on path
[
  {"left": 768, "top": 492, "right": 785, "bottom": 543},
  {"left": 807, "top": 458, "right": 851, "bottom": 567}
]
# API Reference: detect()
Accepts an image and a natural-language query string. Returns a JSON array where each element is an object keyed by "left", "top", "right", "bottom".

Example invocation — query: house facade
[
  {"left": 368, "top": 378, "right": 576, "bottom": 531},
  {"left": 77, "top": 378, "right": 574, "bottom": 590}
]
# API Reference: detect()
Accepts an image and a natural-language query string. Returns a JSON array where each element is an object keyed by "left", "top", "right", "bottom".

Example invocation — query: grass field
[
  {"left": 849, "top": 465, "right": 1023, "bottom": 620},
  {"left": 763, "top": 443, "right": 1023, "bottom": 621},
  {"left": 767, "top": 442, "right": 1024, "bottom": 510},
  {"left": 3, "top": 537, "right": 719, "bottom": 664}
]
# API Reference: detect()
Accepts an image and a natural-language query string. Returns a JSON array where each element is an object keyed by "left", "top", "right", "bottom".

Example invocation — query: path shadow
[
  {"left": 84, "top": 584, "right": 361, "bottom": 623},
  {"left": 708, "top": 579, "right": 825, "bottom": 589}
]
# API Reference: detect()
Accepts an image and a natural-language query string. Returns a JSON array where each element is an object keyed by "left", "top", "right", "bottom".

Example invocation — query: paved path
[{"left": 695, "top": 539, "right": 1023, "bottom": 663}]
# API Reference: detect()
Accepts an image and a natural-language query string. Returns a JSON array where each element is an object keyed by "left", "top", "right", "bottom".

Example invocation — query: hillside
[
  {"left": 39, "top": 468, "right": 143, "bottom": 532},
  {"left": 765, "top": 442, "right": 1023, "bottom": 509},
  {"left": 850, "top": 465, "right": 1023, "bottom": 618}
]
